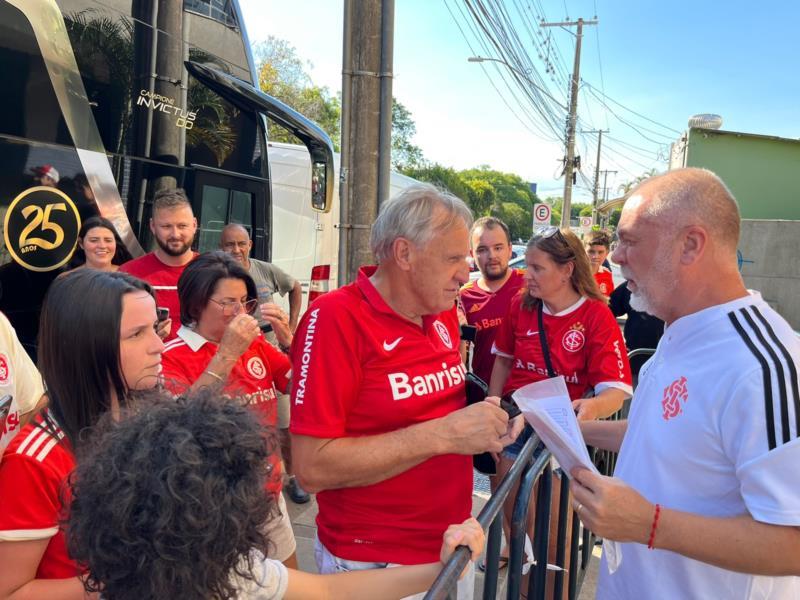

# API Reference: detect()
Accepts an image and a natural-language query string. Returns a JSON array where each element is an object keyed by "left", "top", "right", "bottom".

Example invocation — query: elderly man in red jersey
[{"left": 290, "top": 184, "right": 522, "bottom": 599}]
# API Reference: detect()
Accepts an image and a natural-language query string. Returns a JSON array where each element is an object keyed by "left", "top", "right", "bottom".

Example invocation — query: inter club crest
[
  {"left": 433, "top": 320, "right": 453, "bottom": 349},
  {"left": 246, "top": 357, "right": 267, "bottom": 380},
  {"left": 0, "top": 354, "right": 10, "bottom": 385},
  {"left": 561, "top": 322, "right": 585, "bottom": 353},
  {"left": 662, "top": 376, "right": 688, "bottom": 421}
]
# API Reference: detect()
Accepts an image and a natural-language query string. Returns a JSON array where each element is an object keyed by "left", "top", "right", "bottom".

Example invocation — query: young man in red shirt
[
  {"left": 459, "top": 217, "right": 525, "bottom": 386},
  {"left": 585, "top": 230, "right": 615, "bottom": 297},
  {"left": 120, "top": 188, "right": 198, "bottom": 340},
  {"left": 290, "top": 184, "right": 522, "bottom": 598}
]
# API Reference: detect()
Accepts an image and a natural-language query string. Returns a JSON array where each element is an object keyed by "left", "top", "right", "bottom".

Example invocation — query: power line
[{"left": 582, "top": 80, "right": 681, "bottom": 135}]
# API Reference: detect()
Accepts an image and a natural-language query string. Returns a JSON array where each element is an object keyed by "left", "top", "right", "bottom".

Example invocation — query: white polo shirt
[{"left": 599, "top": 292, "right": 800, "bottom": 599}]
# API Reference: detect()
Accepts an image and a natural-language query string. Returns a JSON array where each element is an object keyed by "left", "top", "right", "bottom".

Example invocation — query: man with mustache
[
  {"left": 121, "top": 188, "right": 198, "bottom": 341},
  {"left": 572, "top": 168, "right": 800, "bottom": 599}
]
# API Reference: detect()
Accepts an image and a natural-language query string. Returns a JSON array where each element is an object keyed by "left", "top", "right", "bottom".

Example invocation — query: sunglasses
[{"left": 532, "top": 225, "right": 567, "bottom": 242}]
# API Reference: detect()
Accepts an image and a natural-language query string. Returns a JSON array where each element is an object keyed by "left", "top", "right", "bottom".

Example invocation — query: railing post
[
  {"left": 553, "top": 473, "right": 571, "bottom": 599},
  {"left": 482, "top": 512, "right": 503, "bottom": 599},
  {"left": 529, "top": 463, "right": 552, "bottom": 600}
]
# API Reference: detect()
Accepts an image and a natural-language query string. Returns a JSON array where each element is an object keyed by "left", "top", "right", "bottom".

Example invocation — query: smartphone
[
  {"left": 460, "top": 324, "right": 477, "bottom": 342},
  {"left": 156, "top": 307, "right": 169, "bottom": 323}
]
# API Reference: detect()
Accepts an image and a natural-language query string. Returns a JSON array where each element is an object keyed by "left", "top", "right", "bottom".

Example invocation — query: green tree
[
  {"left": 254, "top": 36, "right": 341, "bottom": 149},
  {"left": 392, "top": 99, "right": 425, "bottom": 171},
  {"left": 497, "top": 202, "right": 531, "bottom": 241},
  {"left": 608, "top": 208, "right": 622, "bottom": 228}
]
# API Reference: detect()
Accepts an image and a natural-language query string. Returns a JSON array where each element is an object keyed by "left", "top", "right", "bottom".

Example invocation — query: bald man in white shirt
[{"left": 572, "top": 168, "right": 800, "bottom": 599}]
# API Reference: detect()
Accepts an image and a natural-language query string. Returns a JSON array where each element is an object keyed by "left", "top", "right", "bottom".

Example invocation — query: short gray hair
[{"left": 370, "top": 183, "right": 473, "bottom": 262}]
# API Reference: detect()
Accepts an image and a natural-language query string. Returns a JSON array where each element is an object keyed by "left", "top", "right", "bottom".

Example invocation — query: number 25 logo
[{"left": 19, "top": 203, "right": 67, "bottom": 250}]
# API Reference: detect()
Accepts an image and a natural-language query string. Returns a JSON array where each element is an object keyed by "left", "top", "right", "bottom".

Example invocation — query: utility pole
[
  {"left": 599, "top": 169, "right": 617, "bottom": 203},
  {"left": 541, "top": 18, "right": 596, "bottom": 228},
  {"left": 338, "top": 0, "right": 395, "bottom": 285},
  {"left": 581, "top": 129, "right": 608, "bottom": 224}
]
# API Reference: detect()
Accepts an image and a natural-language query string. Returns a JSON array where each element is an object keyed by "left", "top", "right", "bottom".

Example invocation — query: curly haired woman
[{"left": 67, "top": 392, "right": 484, "bottom": 600}]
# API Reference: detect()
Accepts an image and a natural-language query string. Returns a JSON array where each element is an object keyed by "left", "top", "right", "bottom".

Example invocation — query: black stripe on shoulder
[
  {"left": 728, "top": 310, "right": 777, "bottom": 450},
  {"left": 739, "top": 308, "right": 790, "bottom": 444},
  {"left": 750, "top": 305, "right": 800, "bottom": 437}
]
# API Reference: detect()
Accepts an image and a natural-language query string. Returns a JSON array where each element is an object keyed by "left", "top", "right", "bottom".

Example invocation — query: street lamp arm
[{"left": 467, "top": 56, "right": 566, "bottom": 110}]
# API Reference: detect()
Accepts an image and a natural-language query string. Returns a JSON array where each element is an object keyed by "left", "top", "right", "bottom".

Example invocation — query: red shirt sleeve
[
  {"left": 259, "top": 340, "right": 291, "bottom": 394},
  {"left": 289, "top": 295, "right": 363, "bottom": 438},
  {"left": 584, "top": 301, "right": 632, "bottom": 389},
  {"left": 492, "top": 294, "right": 520, "bottom": 358},
  {"left": 161, "top": 346, "right": 197, "bottom": 395},
  {"left": 0, "top": 453, "right": 62, "bottom": 538}
]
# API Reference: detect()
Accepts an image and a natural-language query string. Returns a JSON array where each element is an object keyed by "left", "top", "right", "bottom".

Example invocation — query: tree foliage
[
  {"left": 406, "top": 164, "right": 541, "bottom": 241},
  {"left": 253, "top": 36, "right": 424, "bottom": 167},
  {"left": 254, "top": 37, "right": 341, "bottom": 149}
]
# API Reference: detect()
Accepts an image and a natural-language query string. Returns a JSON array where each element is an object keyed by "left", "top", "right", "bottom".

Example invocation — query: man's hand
[
  {"left": 440, "top": 517, "right": 485, "bottom": 579},
  {"left": 260, "top": 302, "right": 293, "bottom": 349},
  {"left": 441, "top": 398, "right": 509, "bottom": 455},
  {"left": 570, "top": 467, "right": 653, "bottom": 544},
  {"left": 218, "top": 313, "right": 260, "bottom": 359}
]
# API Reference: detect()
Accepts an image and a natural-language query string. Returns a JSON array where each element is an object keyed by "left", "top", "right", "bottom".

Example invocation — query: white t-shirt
[
  {"left": 598, "top": 292, "right": 800, "bottom": 599},
  {"left": 234, "top": 552, "right": 289, "bottom": 599},
  {"left": 0, "top": 311, "right": 44, "bottom": 455}
]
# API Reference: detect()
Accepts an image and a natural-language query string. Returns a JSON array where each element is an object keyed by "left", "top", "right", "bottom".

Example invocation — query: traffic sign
[
  {"left": 533, "top": 203, "right": 552, "bottom": 225},
  {"left": 579, "top": 216, "right": 593, "bottom": 230}
]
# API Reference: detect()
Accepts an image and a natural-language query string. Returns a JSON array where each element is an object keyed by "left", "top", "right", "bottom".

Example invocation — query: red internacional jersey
[
  {"left": 290, "top": 267, "right": 472, "bottom": 565},
  {"left": 493, "top": 295, "right": 632, "bottom": 399},
  {"left": 459, "top": 270, "right": 525, "bottom": 385},
  {"left": 593, "top": 266, "right": 615, "bottom": 297},
  {"left": 120, "top": 252, "right": 198, "bottom": 341},
  {"left": 0, "top": 419, "right": 80, "bottom": 579},
  {"left": 162, "top": 326, "right": 291, "bottom": 495}
]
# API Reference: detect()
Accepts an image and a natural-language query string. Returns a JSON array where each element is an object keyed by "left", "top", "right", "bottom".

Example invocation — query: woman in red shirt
[
  {"left": 161, "top": 251, "right": 298, "bottom": 568},
  {"left": 0, "top": 270, "right": 165, "bottom": 598},
  {"left": 488, "top": 226, "right": 631, "bottom": 590}
]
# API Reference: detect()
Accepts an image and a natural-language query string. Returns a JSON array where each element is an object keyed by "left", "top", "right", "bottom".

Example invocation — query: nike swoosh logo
[
  {"left": 383, "top": 337, "right": 403, "bottom": 351},
  {"left": 527, "top": 329, "right": 539, "bottom": 336}
]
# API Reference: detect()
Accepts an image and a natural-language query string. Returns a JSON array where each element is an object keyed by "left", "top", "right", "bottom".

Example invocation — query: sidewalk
[{"left": 284, "top": 482, "right": 600, "bottom": 598}]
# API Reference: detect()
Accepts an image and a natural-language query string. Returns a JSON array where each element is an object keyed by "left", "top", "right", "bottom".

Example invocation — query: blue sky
[{"left": 239, "top": 0, "right": 799, "bottom": 204}]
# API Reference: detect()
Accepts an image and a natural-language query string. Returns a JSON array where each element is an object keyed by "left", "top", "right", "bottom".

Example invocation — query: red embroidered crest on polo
[{"left": 662, "top": 376, "right": 689, "bottom": 421}]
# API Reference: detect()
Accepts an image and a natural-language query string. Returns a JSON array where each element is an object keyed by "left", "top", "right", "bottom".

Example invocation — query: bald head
[{"left": 629, "top": 168, "right": 740, "bottom": 252}]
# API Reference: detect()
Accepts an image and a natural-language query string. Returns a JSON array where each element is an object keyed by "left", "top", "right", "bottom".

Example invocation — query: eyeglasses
[{"left": 209, "top": 297, "right": 259, "bottom": 316}]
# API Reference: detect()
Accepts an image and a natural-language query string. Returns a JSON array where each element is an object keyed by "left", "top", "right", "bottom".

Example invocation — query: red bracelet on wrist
[{"left": 647, "top": 503, "right": 661, "bottom": 550}]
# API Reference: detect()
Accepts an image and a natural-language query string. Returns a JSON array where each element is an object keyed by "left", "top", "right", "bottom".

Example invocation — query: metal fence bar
[
  {"left": 507, "top": 448, "right": 551, "bottom": 599},
  {"left": 553, "top": 474, "right": 571, "bottom": 599},
  {"left": 482, "top": 512, "right": 503, "bottom": 599},
  {"left": 424, "top": 434, "right": 544, "bottom": 600},
  {"left": 529, "top": 463, "right": 553, "bottom": 600}
]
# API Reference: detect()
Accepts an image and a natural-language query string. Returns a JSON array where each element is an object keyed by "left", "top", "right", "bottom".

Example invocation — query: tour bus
[{"left": 0, "top": 0, "right": 336, "bottom": 353}]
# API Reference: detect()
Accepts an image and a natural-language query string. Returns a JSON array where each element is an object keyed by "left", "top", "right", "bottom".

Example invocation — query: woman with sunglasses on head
[
  {"left": 0, "top": 270, "right": 165, "bottom": 599},
  {"left": 161, "top": 251, "right": 298, "bottom": 569},
  {"left": 488, "top": 226, "right": 632, "bottom": 597}
]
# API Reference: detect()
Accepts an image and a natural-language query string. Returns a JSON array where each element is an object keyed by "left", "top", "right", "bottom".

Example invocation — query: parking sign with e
[{"left": 533, "top": 203, "right": 551, "bottom": 225}]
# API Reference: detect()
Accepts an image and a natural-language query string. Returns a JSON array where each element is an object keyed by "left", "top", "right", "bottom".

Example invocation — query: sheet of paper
[
  {"left": 511, "top": 377, "right": 622, "bottom": 573},
  {"left": 511, "top": 377, "right": 597, "bottom": 476}
]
